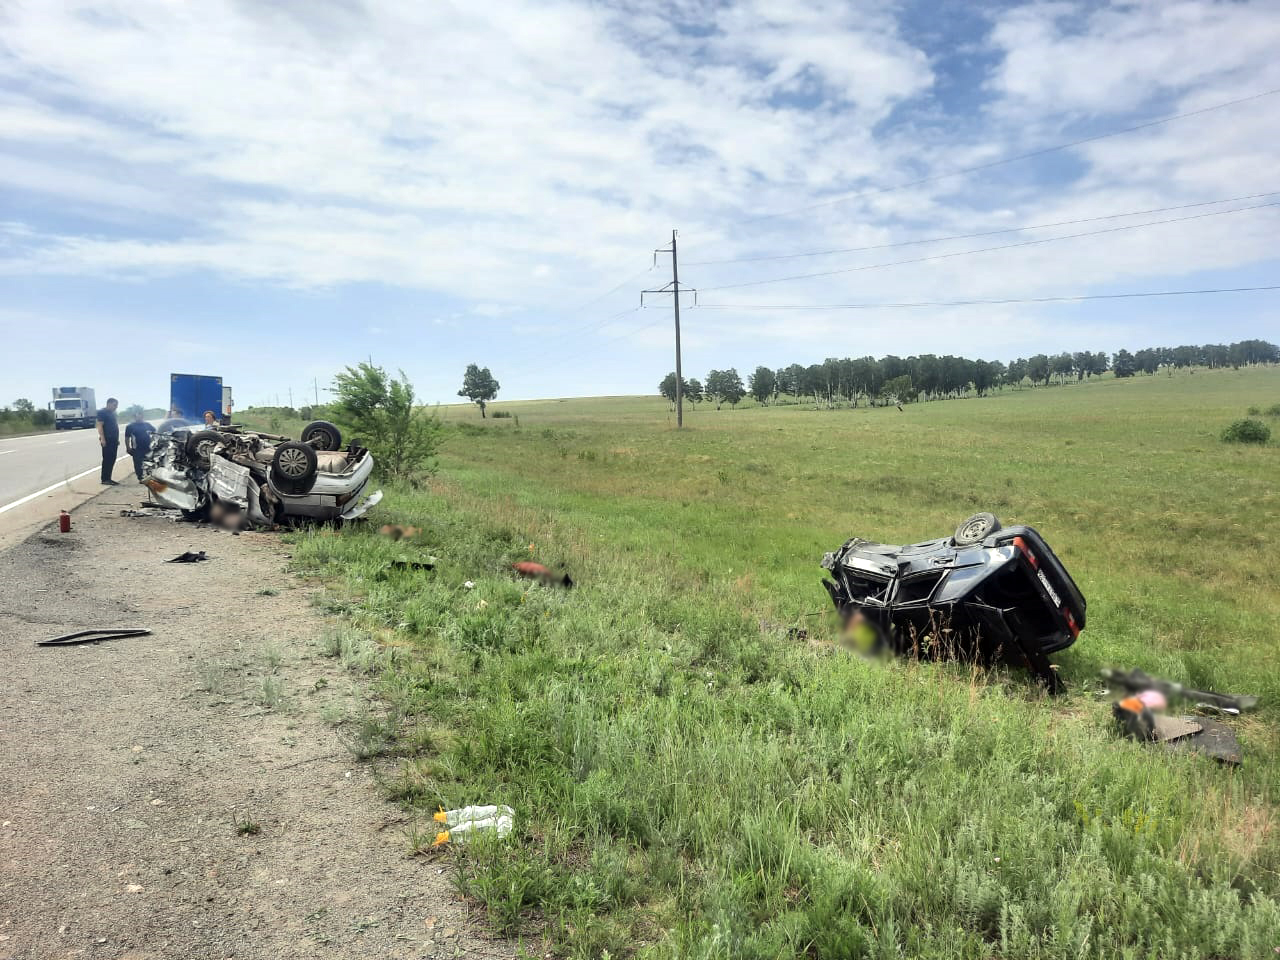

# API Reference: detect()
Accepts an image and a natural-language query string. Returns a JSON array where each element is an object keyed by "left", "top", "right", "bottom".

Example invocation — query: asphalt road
[{"left": 0, "top": 427, "right": 129, "bottom": 513}]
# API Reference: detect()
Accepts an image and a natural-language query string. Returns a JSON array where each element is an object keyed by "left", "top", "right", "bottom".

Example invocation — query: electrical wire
[
  {"left": 536, "top": 310, "right": 665, "bottom": 372},
  {"left": 702, "top": 199, "right": 1280, "bottom": 292},
  {"left": 734, "top": 86, "right": 1280, "bottom": 226},
  {"left": 695, "top": 284, "right": 1280, "bottom": 310},
  {"left": 686, "top": 190, "right": 1280, "bottom": 266}
]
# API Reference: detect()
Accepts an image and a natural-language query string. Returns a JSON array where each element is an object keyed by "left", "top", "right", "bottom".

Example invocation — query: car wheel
[
  {"left": 954, "top": 512, "right": 1001, "bottom": 546},
  {"left": 300, "top": 419, "right": 342, "bottom": 451},
  {"left": 271, "top": 441, "right": 319, "bottom": 495},
  {"left": 185, "top": 430, "right": 224, "bottom": 467}
]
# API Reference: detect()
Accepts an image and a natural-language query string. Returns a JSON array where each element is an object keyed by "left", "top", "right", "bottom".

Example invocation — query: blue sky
[{"left": 1, "top": 0, "right": 1277, "bottom": 410}]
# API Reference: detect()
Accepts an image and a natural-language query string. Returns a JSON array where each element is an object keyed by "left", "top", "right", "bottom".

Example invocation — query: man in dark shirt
[
  {"left": 96, "top": 397, "right": 120, "bottom": 485},
  {"left": 124, "top": 412, "right": 155, "bottom": 482}
]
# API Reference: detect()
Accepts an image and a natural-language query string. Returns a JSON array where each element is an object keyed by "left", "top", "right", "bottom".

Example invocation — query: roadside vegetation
[
  {"left": 287, "top": 364, "right": 1280, "bottom": 958},
  {"left": 659, "top": 338, "right": 1278, "bottom": 410},
  {"left": 0, "top": 399, "right": 55, "bottom": 436}
]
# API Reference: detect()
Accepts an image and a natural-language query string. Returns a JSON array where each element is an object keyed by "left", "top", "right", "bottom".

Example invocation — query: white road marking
[
  {"left": 0, "top": 450, "right": 16, "bottom": 456},
  {"left": 0, "top": 430, "right": 92, "bottom": 444},
  {"left": 55, "top": 440, "right": 70, "bottom": 445},
  {"left": 0, "top": 455, "right": 131, "bottom": 515}
]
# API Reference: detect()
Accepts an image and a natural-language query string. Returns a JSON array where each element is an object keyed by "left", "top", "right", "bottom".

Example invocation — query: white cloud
[{"left": 0, "top": 0, "right": 1276, "bottom": 403}]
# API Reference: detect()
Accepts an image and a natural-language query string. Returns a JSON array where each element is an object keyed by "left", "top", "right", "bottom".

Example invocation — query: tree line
[{"left": 660, "top": 338, "right": 1279, "bottom": 409}]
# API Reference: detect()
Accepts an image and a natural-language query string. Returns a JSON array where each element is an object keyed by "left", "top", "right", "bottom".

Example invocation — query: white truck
[{"left": 50, "top": 386, "right": 96, "bottom": 430}]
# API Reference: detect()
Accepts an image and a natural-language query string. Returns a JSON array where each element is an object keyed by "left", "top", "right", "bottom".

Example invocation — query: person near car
[
  {"left": 96, "top": 397, "right": 120, "bottom": 485},
  {"left": 203, "top": 410, "right": 218, "bottom": 428},
  {"left": 124, "top": 411, "right": 155, "bottom": 482}
]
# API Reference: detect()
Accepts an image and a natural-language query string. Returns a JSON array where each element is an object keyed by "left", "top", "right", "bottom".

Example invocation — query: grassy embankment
[{"left": 284, "top": 367, "right": 1279, "bottom": 958}]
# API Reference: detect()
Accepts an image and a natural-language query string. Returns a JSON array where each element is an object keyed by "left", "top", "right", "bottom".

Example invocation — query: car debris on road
[
  {"left": 140, "top": 419, "right": 382, "bottom": 530},
  {"left": 166, "top": 550, "right": 209, "bottom": 564},
  {"left": 37, "top": 628, "right": 152, "bottom": 647},
  {"left": 821, "top": 513, "right": 1085, "bottom": 692}
]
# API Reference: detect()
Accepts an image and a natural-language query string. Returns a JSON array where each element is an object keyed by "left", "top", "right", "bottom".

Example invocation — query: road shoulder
[{"left": 0, "top": 485, "right": 508, "bottom": 959}]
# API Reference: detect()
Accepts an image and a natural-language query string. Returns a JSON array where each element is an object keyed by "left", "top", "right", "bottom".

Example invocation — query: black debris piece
[
  {"left": 167, "top": 550, "right": 209, "bottom": 563},
  {"left": 38, "top": 628, "right": 152, "bottom": 647}
]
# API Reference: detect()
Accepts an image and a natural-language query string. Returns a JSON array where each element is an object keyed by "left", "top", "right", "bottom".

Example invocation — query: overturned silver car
[{"left": 143, "top": 420, "right": 382, "bottom": 528}]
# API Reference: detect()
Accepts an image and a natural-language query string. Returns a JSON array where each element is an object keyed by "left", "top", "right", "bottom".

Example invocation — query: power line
[
  {"left": 536, "top": 310, "right": 664, "bottom": 372},
  {"left": 687, "top": 190, "right": 1280, "bottom": 266},
  {"left": 701, "top": 199, "right": 1280, "bottom": 292},
  {"left": 695, "top": 284, "right": 1280, "bottom": 310},
  {"left": 734, "top": 86, "right": 1280, "bottom": 226}
]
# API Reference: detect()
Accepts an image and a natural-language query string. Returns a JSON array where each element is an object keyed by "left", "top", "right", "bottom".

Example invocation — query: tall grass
[{"left": 291, "top": 366, "right": 1280, "bottom": 958}]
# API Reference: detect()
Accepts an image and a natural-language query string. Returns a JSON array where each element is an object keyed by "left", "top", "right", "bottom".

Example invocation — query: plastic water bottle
[
  {"left": 432, "top": 804, "right": 515, "bottom": 846},
  {"left": 434, "top": 804, "right": 513, "bottom": 826}
]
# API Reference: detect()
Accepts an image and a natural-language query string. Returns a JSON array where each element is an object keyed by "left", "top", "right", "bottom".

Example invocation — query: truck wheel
[
  {"left": 271, "top": 441, "right": 318, "bottom": 495},
  {"left": 185, "top": 430, "right": 225, "bottom": 467},
  {"left": 300, "top": 420, "right": 342, "bottom": 451},
  {"left": 954, "top": 512, "right": 1001, "bottom": 546}
]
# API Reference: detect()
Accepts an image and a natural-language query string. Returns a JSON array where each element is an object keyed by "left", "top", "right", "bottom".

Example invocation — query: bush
[
  {"left": 1266, "top": 403, "right": 1280, "bottom": 417},
  {"left": 331, "top": 362, "right": 442, "bottom": 480},
  {"left": 1247, "top": 405, "right": 1260, "bottom": 415},
  {"left": 1221, "top": 418, "right": 1271, "bottom": 444},
  {"left": 490, "top": 410, "right": 513, "bottom": 419}
]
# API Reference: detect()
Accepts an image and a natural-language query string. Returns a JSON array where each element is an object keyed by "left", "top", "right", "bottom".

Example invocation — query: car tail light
[
  {"left": 1064, "top": 608, "right": 1081, "bottom": 638},
  {"left": 1012, "top": 536, "right": 1039, "bottom": 569}
]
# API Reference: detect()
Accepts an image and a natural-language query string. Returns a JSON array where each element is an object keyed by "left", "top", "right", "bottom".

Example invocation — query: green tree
[
  {"left": 881, "top": 374, "right": 916, "bottom": 404},
  {"left": 13, "top": 398, "right": 34, "bottom": 414},
  {"left": 1112, "top": 349, "right": 1136, "bottom": 378},
  {"left": 659, "top": 372, "right": 697, "bottom": 408},
  {"left": 748, "top": 366, "right": 776, "bottom": 405},
  {"left": 124, "top": 403, "right": 146, "bottom": 419},
  {"left": 458, "top": 364, "right": 500, "bottom": 418},
  {"left": 332, "top": 362, "right": 441, "bottom": 481}
]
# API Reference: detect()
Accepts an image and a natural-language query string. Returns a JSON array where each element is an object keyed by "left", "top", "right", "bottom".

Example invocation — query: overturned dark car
[
  {"left": 143, "top": 420, "right": 382, "bottom": 529},
  {"left": 821, "top": 513, "right": 1085, "bottom": 692}
]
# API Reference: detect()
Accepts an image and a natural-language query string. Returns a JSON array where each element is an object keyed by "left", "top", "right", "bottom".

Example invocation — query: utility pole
[
  {"left": 313, "top": 378, "right": 319, "bottom": 406},
  {"left": 288, "top": 387, "right": 293, "bottom": 410},
  {"left": 642, "top": 230, "right": 694, "bottom": 429}
]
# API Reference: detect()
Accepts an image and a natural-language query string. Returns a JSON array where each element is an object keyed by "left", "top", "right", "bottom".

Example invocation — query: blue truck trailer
[{"left": 169, "top": 373, "right": 228, "bottom": 425}]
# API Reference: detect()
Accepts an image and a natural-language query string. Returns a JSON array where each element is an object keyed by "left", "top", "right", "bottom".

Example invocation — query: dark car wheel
[
  {"left": 185, "top": 430, "right": 225, "bottom": 467},
  {"left": 271, "top": 441, "right": 319, "bottom": 495},
  {"left": 954, "top": 512, "right": 1001, "bottom": 546},
  {"left": 300, "top": 419, "right": 342, "bottom": 451}
]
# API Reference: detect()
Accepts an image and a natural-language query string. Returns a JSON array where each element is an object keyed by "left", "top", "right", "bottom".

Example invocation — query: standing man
[
  {"left": 124, "top": 411, "right": 155, "bottom": 483},
  {"left": 96, "top": 397, "right": 120, "bottom": 485}
]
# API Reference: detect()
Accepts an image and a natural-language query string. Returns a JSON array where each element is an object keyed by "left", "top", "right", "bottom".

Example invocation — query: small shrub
[
  {"left": 234, "top": 814, "right": 261, "bottom": 836},
  {"left": 1221, "top": 418, "right": 1271, "bottom": 444},
  {"left": 491, "top": 410, "right": 513, "bottom": 419},
  {"left": 1246, "top": 405, "right": 1260, "bottom": 415},
  {"left": 1265, "top": 403, "right": 1280, "bottom": 417}
]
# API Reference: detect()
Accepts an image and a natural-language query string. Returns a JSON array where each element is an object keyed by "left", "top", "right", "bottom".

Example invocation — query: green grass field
[{"left": 286, "top": 367, "right": 1280, "bottom": 958}]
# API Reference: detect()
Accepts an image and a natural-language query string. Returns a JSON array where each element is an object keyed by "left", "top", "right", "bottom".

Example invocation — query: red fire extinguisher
[{"left": 59, "top": 510, "right": 71, "bottom": 533}]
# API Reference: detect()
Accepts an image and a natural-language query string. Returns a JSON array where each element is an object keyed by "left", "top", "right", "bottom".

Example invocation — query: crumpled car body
[
  {"left": 143, "top": 424, "right": 381, "bottom": 528},
  {"left": 822, "top": 522, "right": 1085, "bottom": 691}
]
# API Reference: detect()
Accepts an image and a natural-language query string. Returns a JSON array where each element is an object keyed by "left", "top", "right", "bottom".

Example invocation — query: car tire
[
  {"left": 300, "top": 419, "right": 342, "bottom": 451},
  {"left": 185, "top": 430, "right": 224, "bottom": 467},
  {"left": 271, "top": 441, "right": 319, "bottom": 495},
  {"left": 954, "top": 512, "right": 1001, "bottom": 546}
]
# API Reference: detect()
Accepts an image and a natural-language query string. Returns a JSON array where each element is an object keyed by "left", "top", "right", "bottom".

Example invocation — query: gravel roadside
[{"left": 0, "top": 484, "right": 510, "bottom": 960}]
